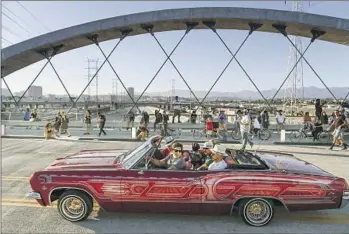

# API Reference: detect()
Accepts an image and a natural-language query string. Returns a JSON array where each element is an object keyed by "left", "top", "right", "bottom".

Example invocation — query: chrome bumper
[
  {"left": 26, "top": 191, "right": 42, "bottom": 200},
  {"left": 340, "top": 191, "right": 349, "bottom": 209}
]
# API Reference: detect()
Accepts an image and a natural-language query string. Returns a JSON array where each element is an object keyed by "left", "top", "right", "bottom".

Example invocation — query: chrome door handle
[{"left": 138, "top": 170, "right": 144, "bottom": 175}]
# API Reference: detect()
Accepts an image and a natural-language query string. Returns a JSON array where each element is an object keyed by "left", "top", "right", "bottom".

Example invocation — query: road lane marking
[
  {"left": 2, "top": 176, "right": 30, "bottom": 179},
  {"left": 2, "top": 198, "right": 99, "bottom": 207},
  {"left": 1, "top": 201, "right": 348, "bottom": 224},
  {"left": 1, "top": 202, "right": 100, "bottom": 212}
]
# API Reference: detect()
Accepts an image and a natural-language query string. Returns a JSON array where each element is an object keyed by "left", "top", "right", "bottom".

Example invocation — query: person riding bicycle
[
  {"left": 303, "top": 112, "right": 313, "bottom": 131},
  {"left": 251, "top": 116, "right": 261, "bottom": 139}
]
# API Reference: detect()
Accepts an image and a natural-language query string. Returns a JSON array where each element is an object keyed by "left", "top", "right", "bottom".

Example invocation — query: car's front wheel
[
  {"left": 239, "top": 198, "right": 274, "bottom": 227},
  {"left": 57, "top": 190, "right": 93, "bottom": 222}
]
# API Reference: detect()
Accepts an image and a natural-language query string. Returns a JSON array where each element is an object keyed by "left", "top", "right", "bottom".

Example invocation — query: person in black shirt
[
  {"left": 154, "top": 110, "right": 161, "bottom": 131},
  {"left": 98, "top": 112, "right": 107, "bottom": 137},
  {"left": 321, "top": 111, "right": 329, "bottom": 125},
  {"left": 311, "top": 117, "right": 323, "bottom": 141},
  {"left": 315, "top": 99, "right": 323, "bottom": 119}
]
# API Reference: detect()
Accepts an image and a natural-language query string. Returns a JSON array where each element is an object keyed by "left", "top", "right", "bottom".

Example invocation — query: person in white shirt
[
  {"left": 252, "top": 116, "right": 261, "bottom": 139},
  {"left": 208, "top": 147, "right": 228, "bottom": 171},
  {"left": 240, "top": 109, "right": 254, "bottom": 150},
  {"left": 276, "top": 110, "right": 286, "bottom": 131},
  {"left": 172, "top": 96, "right": 181, "bottom": 123}
]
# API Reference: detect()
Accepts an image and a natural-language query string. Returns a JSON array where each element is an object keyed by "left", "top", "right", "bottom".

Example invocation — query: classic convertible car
[{"left": 27, "top": 136, "right": 349, "bottom": 227}]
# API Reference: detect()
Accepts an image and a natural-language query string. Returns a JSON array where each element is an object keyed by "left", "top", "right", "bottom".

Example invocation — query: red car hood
[
  {"left": 256, "top": 151, "right": 334, "bottom": 177},
  {"left": 44, "top": 149, "right": 129, "bottom": 170}
]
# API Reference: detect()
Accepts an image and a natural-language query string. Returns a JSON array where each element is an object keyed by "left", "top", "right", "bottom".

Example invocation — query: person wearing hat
[
  {"left": 197, "top": 145, "right": 227, "bottom": 171},
  {"left": 208, "top": 147, "right": 228, "bottom": 171},
  {"left": 161, "top": 136, "right": 175, "bottom": 157},
  {"left": 240, "top": 109, "right": 254, "bottom": 150}
]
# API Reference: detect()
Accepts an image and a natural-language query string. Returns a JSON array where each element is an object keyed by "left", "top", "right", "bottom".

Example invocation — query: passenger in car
[
  {"left": 197, "top": 145, "right": 227, "bottom": 170},
  {"left": 161, "top": 136, "right": 175, "bottom": 157},
  {"left": 207, "top": 148, "right": 228, "bottom": 171},
  {"left": 190, "top": 143, "right": 206, "bottom": 169},
  {"left": 147, "top": 142, "right": 185, "bottom": 170}
]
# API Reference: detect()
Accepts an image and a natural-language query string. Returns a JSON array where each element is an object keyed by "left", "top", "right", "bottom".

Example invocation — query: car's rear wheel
[
  {"left": 239, "top": 198, "right": 274, "bottom": 227},
  {"left": 57, "top": 190, "right": 93, "bottom": 222}
]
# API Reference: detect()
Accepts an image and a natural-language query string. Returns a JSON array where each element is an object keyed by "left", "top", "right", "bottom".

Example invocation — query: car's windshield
[{"left": 119, "top": 137, "right": 159, "bottom": 168}]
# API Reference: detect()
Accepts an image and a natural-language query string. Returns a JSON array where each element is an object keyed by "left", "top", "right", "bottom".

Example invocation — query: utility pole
[
  {"left": 85, "top": 58, "right": 99, "bottom": 104},
  {"left": 283, "top": 0, "right": 305, "bottom": 117}
]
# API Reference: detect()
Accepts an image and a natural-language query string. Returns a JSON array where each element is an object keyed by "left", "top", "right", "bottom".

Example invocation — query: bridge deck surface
[{"left": 1, "top": 139, "right": 349, "bottom": 233}]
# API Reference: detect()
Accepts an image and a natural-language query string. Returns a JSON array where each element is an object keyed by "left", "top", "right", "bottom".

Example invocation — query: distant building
[
  {"left": 127, "top": 87, "right": 134, "bottom": 101},
  {"left": 27, "top": 85, "right": 43, "bottom": 98}
]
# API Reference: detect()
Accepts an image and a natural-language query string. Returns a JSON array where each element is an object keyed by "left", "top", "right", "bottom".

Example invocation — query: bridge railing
[
  {"left": 0, "top": 119, "right": 331, "bottom": 132},
  {"left": 1, "top": 111, "right": 313, "bottom": 124}
]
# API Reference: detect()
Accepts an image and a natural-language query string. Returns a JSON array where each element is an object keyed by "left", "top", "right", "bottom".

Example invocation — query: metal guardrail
[{"left": 0, "top": 119, "right": 332, "bottom": 131}]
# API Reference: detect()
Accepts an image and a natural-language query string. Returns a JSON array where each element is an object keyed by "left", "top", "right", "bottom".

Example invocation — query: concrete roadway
[{"left": 1, "top": 139, "right": 349, "bottom": 233}]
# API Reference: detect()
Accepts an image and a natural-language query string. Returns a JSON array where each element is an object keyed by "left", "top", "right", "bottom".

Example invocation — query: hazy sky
[{"left": 1, "top": 1, "right": 348, "bottom": 98}]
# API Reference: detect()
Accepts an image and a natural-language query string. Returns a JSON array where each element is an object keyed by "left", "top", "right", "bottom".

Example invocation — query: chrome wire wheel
[
  {"left": 241, "top": 198, "right": 274, "bottom": 227},
  {"left": 57, "top": 190, "right": 93, "bottom": 222},
  {"left": 61, "top": 196, "right": 85, "bottom": 220}
]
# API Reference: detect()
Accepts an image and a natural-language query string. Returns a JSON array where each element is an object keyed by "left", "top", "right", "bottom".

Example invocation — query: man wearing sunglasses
[{"left": 147, "top": 142, "right": 185, "bottom": 170}]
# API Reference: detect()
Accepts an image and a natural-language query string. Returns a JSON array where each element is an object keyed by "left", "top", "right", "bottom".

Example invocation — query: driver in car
[
  {"left": 147, "top": 142, "right": 185, "bottom": 170},
  {"left": 197, "top": 146, "right": 227, "bottom": 171}
]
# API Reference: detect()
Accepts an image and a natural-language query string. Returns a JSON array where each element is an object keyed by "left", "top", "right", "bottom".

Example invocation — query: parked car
[{"left": 27, "top": 135, "right": 349, "bottom": 227}]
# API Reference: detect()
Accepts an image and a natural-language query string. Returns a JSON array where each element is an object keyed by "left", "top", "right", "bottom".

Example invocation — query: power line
[
  {"left": 2, "top": 3, "right": 40, "bottom": 35},
  {"left": 16, "top": 1, "right": 51, "bottom": 32},
  {"left": 2, "top": 11, "right": 32, "bottom": 36},
  {"left": 2, "top": 25, "right": 25, "bottom": 40},
  {"left": 2, "top": 37, "right": 13, "bottom": 45}
]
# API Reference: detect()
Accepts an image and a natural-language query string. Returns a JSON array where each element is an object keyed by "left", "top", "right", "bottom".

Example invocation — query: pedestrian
[
  {"left": 84, "top": 109, "right": 92, "bottom": 135},
  {"left": 162, "top": 110, "right": 169, "bottom": 136},
  {"left": 60, "top": 114, "right": 71, "bottom": 137},
  {"left": 126, "top": 110, "right": 135, "bottom": 130},
  {"left": 329, "top": 110, "right": 347, "bottom": 150},
  {"left": 53, "top": 113, "right": 62, "bottom": 137},
  {"left": 276, "top": 110, "right": 286, "bottom": 132},
  {"left": 312, "top": 117, "right": 323, "bottom": 141},
  {"left": 44, "top": 122, "right": 55, "bottom": 140},
  {"left": 24, "top": 108, "right": 30, "bottom": 121},
  {"left": 240, "top": 109, "right": 254, "bottom": 150},
  {"left": 154, "top": 110, "right": 161, "bottom": 131},
  {"left": 98, "top": 112, "right": 107, "bottom": 137},
  {"left": 172, "top": 96, "right": 181, "bottom": 123},
  {"left": 261, "top": 110, "right": 269, "bottom": 129},
  {"left": 315, "top": 98, "right": 323, "bottom": 119}
]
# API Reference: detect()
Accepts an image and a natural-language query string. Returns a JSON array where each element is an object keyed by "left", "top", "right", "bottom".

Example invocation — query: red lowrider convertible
[{"left": 27, "top": 136, "right": 349, "bottom": 227}]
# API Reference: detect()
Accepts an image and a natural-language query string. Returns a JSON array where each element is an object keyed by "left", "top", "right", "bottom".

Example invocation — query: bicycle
[
  {"left": 192, "top": 129, "right": 218, "bottom": 140},
  {"left": 289, "top": 127, "right": 332, "bottom": 143},
  {"left": 230, "top": 128, "right": 271, "bottom": 141},
  {"left": 155, "top": 123, "right": 181, "bottom": 139}
]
